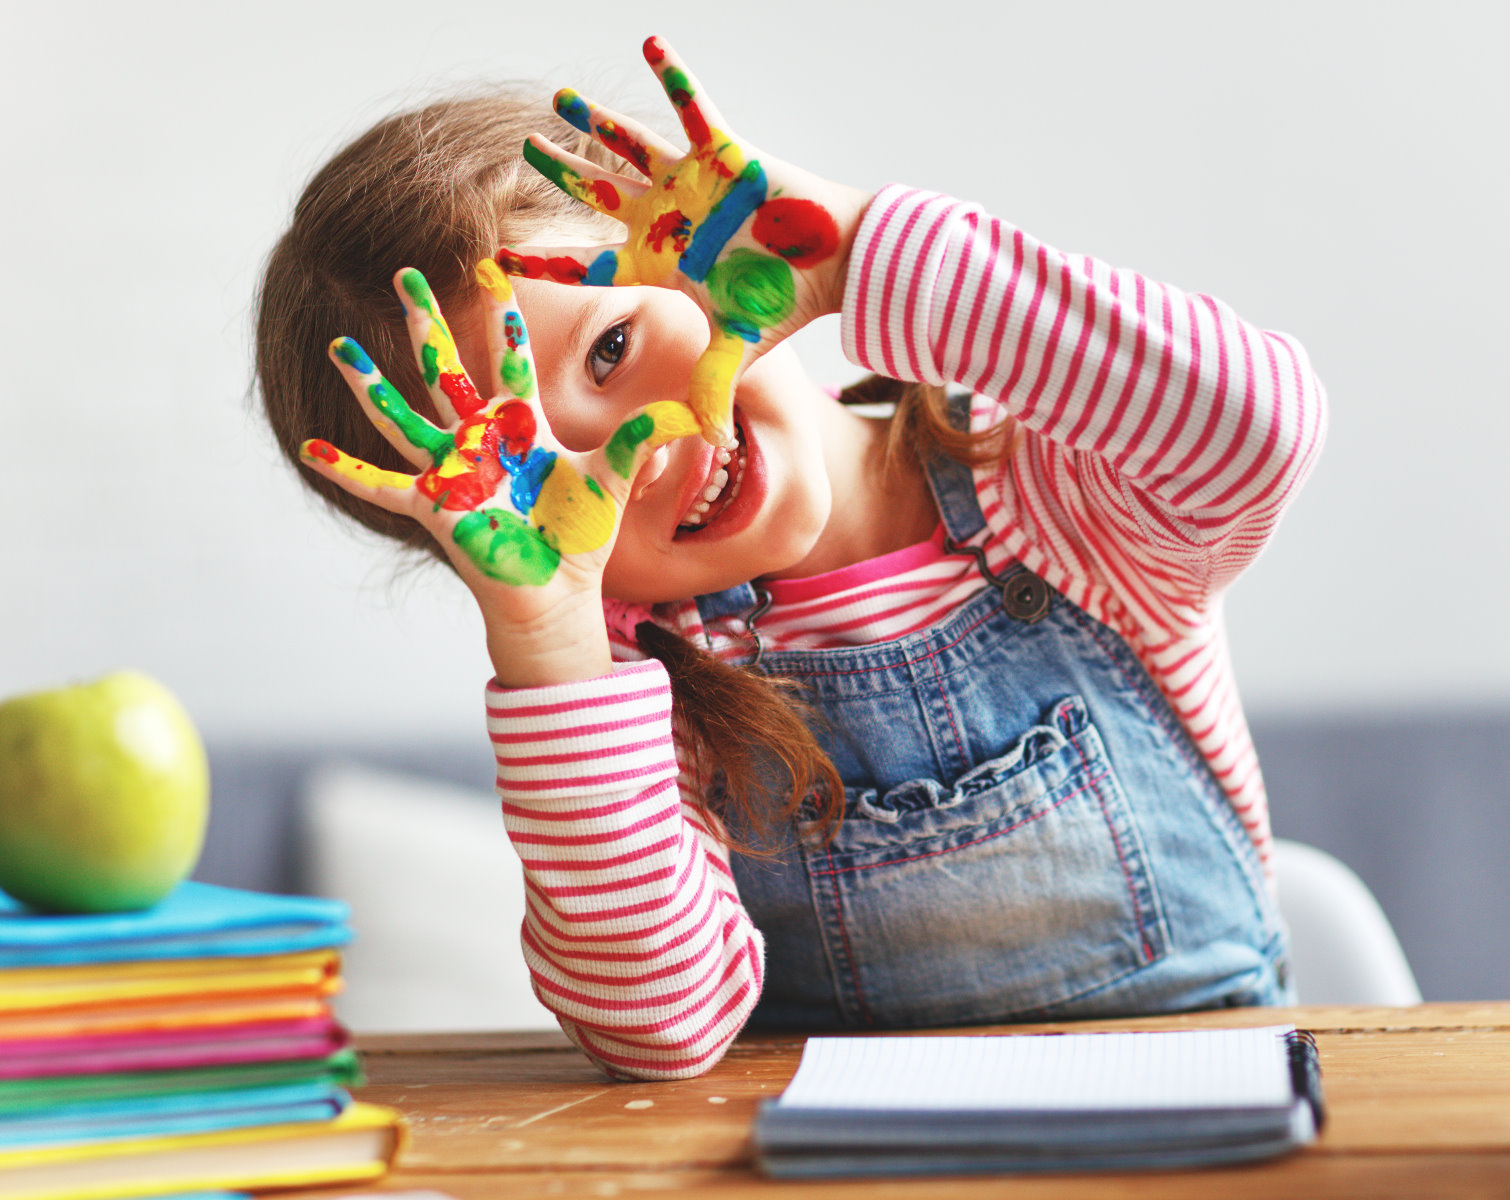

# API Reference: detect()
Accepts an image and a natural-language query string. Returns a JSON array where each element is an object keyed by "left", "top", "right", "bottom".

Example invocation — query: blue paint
[
  {"left": 332, "top": 338, "right": 375, "bottom": 374},
  {"left": 720, "top": 316, "right": 762, "bottom": 343},
  {"left": 555, "top": 89, "right": 593, "bottom": 133},
  {"left": 679, "top": 159, "right": 768, "bottom": 283},
  {"left": 501, "top": 446, "right": 558, "bottom": 514},
  {"left": 504, "top": 312, "right": 528, "bottom": 347},
  {"left": 584, "top": 249, "right": 619, "bottom": 287}
]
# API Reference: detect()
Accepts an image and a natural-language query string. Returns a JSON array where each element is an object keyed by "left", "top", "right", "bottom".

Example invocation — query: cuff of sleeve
[
  {"left": 839, "top": 184, "right": 973, "bottom": 387},
  {"left": 484, "top": 658, "right": 671, "bottom": 731}
]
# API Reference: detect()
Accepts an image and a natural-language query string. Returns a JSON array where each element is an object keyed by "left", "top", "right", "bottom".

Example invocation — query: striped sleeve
[
  {"left": 841, "top": 185, "right": 1328, "bottom": 604},
  {"left": 485, "top": 659, "right": 764, "bottom": 1080}
]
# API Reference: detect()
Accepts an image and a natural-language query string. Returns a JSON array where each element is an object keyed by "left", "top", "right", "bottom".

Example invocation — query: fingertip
[
  {"left": 554, "top": 88, "right": 591, "bottom": 132},
  {"left": 329, "top": 337, "right": 374, "bottom": 374},
  {"left": 474, "top": 257, "right": 514, "bottom": 300},
  {"left": 643, "top": 35, "right": 666, "bottom": 65},
  {"left": 300, "top": 437, "right": 339, "bottom": 465}
]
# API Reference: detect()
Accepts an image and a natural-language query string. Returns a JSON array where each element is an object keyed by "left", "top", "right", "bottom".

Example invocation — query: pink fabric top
[{"left": 485, "top": 185, "right": 1328, "bottom": 1081}]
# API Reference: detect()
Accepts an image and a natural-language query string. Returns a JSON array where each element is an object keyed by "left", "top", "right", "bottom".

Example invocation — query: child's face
[{"left": 457, "top": 279, "right": 833, "bottom": 604}]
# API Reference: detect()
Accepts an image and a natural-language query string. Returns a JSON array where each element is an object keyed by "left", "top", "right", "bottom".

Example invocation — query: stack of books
[{"left": 0, "top": 881, "right": 405, "bottom": 1199}]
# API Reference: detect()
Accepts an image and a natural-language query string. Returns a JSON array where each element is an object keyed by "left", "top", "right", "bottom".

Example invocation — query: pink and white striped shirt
[{"left": 485, "top": 185, "right": 1327, "bottom": 1079}]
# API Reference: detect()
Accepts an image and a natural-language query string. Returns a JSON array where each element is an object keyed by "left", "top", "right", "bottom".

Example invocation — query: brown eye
[{"left": 588, "top": 322, "right": 629, "bottom": 384}]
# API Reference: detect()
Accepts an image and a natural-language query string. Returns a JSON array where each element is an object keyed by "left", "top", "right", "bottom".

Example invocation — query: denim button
[{"left": 1002, "top": 571, "right": 1051, "bottom": 623}]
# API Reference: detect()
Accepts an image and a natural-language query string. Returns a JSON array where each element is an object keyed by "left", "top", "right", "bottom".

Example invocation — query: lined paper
[{"left": 775, "top": 1027, "right": 1297, "bottom": 1111}]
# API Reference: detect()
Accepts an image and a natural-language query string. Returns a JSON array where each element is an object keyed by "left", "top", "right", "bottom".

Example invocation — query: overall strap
[{"left": 925, "top": 392, "right": 988, "bottom": 544}]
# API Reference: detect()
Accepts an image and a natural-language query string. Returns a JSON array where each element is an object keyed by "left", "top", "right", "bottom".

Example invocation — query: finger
[
  {"left": 688, "top": 327, "right": 754, "bottom": 448},
  {"left": 601, "top": 400, "right": 702, "bottom": 484},
  {"left": 328, "top": 337, "right": 454, "bottom": 469},
  {"left": 395, "top": 268, "right": 485, "bottom": 423},
  {"left": 494, "top": 241, "right": 631, "bottom": 287},
  {"left": 642, "top": 36, "right": 730, "bottom": 151},
  {"left": 523, "top": 135, "right": 648, "bottom": 219},
  {"left": 552, "top": 87, "right": 679, "bottom": 181},
  {"left": 299, "top": 438, "right": 417, "bottom": 514},
  {"left": 474, "top": 260, "right": 539, "bottom": 401}
]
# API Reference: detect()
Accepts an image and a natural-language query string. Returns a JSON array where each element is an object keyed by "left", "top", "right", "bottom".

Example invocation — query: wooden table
[{"left": 307, "top": 1004, "right": 1510, "bottom": 1198}]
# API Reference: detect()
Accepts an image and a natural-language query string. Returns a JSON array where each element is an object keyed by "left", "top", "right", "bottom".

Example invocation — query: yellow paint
[
  {"left": 300, "top": 440, "right": 414, "bottom": 493},
  {"left": 640, "top": 401, "right": 702, "bottom": 447},
  {"left": 615, "top": 127, "right": 744, "bottom": 287},
  {"left": 475, "top": 257, "right": 515, "bottom": 301},
  {"left": 534, "top": 462, "right": 617, "bottom": 555},
  {"left": 686, "top": 327, "right": 743, "bottom": 445}
]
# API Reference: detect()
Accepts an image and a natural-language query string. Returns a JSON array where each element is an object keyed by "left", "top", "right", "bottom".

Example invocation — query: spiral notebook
[{"left": 754, "top": 1025, "right": 1325, "bottom": 1178}]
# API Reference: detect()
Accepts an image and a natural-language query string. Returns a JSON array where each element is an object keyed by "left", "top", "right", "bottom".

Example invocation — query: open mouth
[{"left": 676, "top": 421, "right": 748, "bottom": 535}]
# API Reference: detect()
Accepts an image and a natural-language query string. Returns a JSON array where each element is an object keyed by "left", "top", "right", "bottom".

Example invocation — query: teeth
[{"left": 679, "top": 437, "right": 747, "bottom": 531}]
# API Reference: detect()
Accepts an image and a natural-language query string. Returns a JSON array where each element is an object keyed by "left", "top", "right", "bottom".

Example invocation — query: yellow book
[
  {"left": 0, "top": 1101, "right": 405, "bottom": 1200},
  {"left": 0, "top": 952, "right": 341, "bottom": 1015}
]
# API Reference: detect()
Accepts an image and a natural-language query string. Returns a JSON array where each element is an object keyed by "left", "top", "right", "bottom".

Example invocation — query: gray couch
[{"left": 193, "top": 706, "right": 1510, "bottom": 1003}]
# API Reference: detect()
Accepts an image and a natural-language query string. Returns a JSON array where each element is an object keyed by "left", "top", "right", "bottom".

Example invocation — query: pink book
[{"left": 0, "top": 1016, "right": 349, "bottom": 1080}]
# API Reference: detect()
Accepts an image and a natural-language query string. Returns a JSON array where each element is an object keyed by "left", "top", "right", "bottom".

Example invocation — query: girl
[{"left": 257, "top": 37, "right": 1326, "bottom": 1081}]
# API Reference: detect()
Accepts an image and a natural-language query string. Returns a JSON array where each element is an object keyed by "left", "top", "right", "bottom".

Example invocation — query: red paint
[
  {"left": 305, "top": 439, "right": 340, "bottom": 464},
  {"left": 676, "top": 96, "right": 711, "bottom": 147},
  {"left": 648, "top": 209, "right": 692, "bottom": 254},
  {"left": 497, "top": 249, "right": 588, "bottom": 285},
  {"left": 643, "top": 36, "right": 666, "bottom": 65},
  {"left": 439, "top": 369, "right": 484, "bottom": 419},
  {"left": 751, "top": 199, "right": 840, "bottom": 268},
  {"left": 494, "top": 400, "right": 536, "bottom": 457},
  {"left": 589, "top": 179, "right": 622, "bottom": 212},
  {"left": 413, "top": 400, "right": 536, "bottom": 512},
  {"left": 600, "top": 121, "right": 651, "bottom": 176}
]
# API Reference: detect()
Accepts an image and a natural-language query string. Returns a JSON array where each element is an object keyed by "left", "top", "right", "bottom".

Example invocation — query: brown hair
[{"left": 255, "top": 87, "right": 1000, "bottom": 845}]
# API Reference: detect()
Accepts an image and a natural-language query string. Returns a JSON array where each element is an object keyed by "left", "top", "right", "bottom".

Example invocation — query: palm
[
  {"left": 301, "top": 263, "right": 698, "bottom": 619},
  {"left": 498, "top": 36, "right": 855, "bottom": 446}
]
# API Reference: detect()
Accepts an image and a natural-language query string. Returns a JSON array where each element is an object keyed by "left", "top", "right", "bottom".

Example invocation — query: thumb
[{"left": 601, "top": 401, "right": 703, "bottom": 490}]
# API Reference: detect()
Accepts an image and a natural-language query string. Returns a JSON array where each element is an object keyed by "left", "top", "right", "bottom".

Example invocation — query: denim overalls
[{"left": 696, "top": 441, "right": 1292, "bottom": 1031}]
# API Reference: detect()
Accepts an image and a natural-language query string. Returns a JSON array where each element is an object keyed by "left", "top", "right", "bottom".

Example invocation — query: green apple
[{"left": 0, "top": 671, "right": 210, "bottom": 913}]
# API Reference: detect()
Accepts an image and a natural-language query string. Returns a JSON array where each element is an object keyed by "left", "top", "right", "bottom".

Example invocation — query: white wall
[{"left": 3, "top": 0, "right": 1506, "bottom": 743}]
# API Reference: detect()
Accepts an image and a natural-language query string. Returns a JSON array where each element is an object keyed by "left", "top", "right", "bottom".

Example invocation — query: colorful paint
[
  {"left": 309, "top": 267, "right": 701, "bottom": 588},
  {"left": 502, "top": 38, "right": 845, "bottom": 445}
]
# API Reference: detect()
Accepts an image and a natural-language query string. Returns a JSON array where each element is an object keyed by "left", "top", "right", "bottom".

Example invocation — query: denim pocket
[{"left": 798, "top": 695, "right": 1169, "bottom": 1027}]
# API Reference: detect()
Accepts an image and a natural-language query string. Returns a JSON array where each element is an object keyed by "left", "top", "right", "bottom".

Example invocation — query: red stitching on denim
[
  {"left": 813, "top": 774, "right": 1107, "bottom": 876},
  {"left": 824, "top": 841, "right": 874, "bottom": 1024},
  {"left": 783, "top": 604, "right": 1000, "bottom": 680},
  {"left": 933, "top": 655, "right": 969, "bottom": 768},
  {"left": 1073, "top": 731, "right": 1156, "bottom": 963}
]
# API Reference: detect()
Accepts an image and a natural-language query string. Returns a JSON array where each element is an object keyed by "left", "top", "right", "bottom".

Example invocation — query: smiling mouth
[{"left": 676, "top": 422, "right": 748, "bottom": 534}]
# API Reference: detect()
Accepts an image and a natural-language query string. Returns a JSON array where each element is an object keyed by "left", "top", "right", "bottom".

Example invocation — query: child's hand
[
  {"left": 498, "top": 35, "right": 868, "bottom": 447},
  {"left": 299, "top": 264, "right": 699, "bottom": 682}
]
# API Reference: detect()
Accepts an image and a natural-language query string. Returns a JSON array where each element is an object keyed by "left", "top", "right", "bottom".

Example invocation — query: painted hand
[
  {"left": 299, "top": 263, "right": 699, "bottom": 611},
  {"left": 497, "top": 35, "right": 866, "bottom": 447}
]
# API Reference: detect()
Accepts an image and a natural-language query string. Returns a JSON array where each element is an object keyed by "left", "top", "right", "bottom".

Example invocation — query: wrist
[
  {"left": 816, "top": 184, "right": 873, "bottom": 318},
  {"left": 482, "top": 593, "right": 614, "bottom": 689}
]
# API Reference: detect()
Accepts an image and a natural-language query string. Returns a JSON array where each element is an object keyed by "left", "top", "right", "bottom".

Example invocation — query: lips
[{"left": 673, "top": 419, "right": 757, "bottom": 539}]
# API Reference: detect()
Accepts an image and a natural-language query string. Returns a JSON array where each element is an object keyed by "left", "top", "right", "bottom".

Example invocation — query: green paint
[
  {"left": 399, "top": 268, "right": 441, "bottom": 320},
  {"left": 421, "top": 342, "right": 440, "bottom": 386},
  {"left": 453, "top": 508, "right": 561, "bottom": 586},
  {"left": 706, "top": 249, "right": 795, "bottom": 331},
  {"left": 332, "top": 338, "right": 376, "bottom": 374},
  {"left": 605, "top": 412, "right": 654, "bottom": 479},
  {"left": 663, "top": 67, "right": 692, "bottom": 97},
  {"left": 368, "top": 378, "right": 453, "bottom": 463},
  {"left": 586, "top": 476, "right": 605, "bottom": 500},
  {"left": 500, "top": 349, "right": 535, "bottom": 398},
  {"left": 522, "top": 139, "right": 579, "bottom": 200}
]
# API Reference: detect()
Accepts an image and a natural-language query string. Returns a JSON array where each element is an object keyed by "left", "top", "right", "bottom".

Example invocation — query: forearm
[
  {"left": 486, "top": 660, "right": 763, "bottom": 1079},
  {"left": 840, "top": 186, "right": 1328, "bottom": 548}
]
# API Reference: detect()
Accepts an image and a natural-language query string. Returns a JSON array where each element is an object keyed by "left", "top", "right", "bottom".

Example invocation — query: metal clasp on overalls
[
  {"left": 745, "top": 586, "right": 774, "bottom": 668},
  {"left": 942, "top": 536, "right": 1052, "bottom": 624}
]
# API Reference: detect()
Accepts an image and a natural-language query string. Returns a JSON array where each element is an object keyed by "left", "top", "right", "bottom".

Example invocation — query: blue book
[
  {"left": 0, "top": 1081, "right": 350, "bottom": 1148},
  {"left": 0, "top": 883, "right": 351, "bottom": 967}
]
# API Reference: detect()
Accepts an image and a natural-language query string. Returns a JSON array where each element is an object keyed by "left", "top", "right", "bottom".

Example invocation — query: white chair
[
  {"left": 302, "top": 761, "right": 558, "bottom": 1032},
  {"left": 1271, "top": 838, "right": 1422, "bottom": 1006}
]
